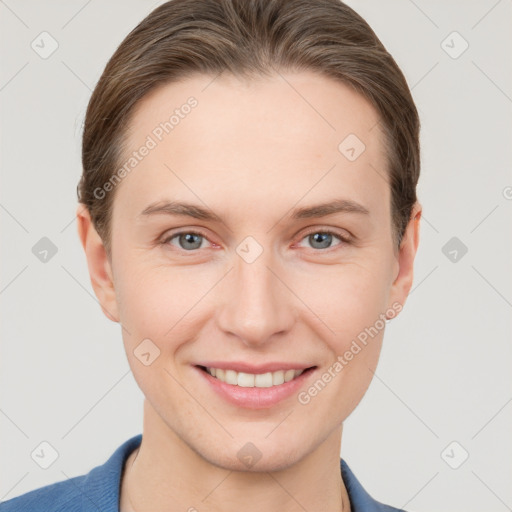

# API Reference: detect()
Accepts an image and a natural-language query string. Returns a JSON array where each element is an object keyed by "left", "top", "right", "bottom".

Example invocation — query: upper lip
[{"left": 195, "top": 362, "right": 316, "bottom": 373}]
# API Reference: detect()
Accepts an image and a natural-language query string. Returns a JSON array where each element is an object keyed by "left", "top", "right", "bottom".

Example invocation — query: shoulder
[
  {"left": 0, "top": 475, "right": 85, "bottom": 512},
  {"left": 0, "top": 434, "right": 143, "bottom": 512},
  {"left": 340, "top": 458, "right": 409, "bottom": 512}
]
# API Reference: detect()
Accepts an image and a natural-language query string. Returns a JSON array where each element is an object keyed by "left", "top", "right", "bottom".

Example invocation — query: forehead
[
  {"left": 114, "top": 70, "right": 389, "bottom": 223},
  {"left": 127, "top": 70, "right": 382, "bottom": 153}
]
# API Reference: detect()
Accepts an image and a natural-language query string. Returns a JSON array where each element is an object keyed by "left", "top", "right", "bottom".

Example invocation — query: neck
[{"left": 120, "top": 401, "right": 351, "bottom": 512}]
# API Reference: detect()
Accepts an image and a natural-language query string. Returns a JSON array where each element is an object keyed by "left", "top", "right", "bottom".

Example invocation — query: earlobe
[
  {"left": 388, "top": 203, "right": 422, "bottom": 311},
  {"left": 76, "top": 204, "right": 119, "bottom": 323}
]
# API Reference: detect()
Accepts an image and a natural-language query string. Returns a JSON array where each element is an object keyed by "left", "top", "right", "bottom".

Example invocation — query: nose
[{"left": 215, "top": 242, "right": 296, "bottom": 348}]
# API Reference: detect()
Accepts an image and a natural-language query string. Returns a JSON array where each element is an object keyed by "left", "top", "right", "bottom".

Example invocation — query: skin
[{"left": 76, "top": 70, "right": 421, "bottom": 512}]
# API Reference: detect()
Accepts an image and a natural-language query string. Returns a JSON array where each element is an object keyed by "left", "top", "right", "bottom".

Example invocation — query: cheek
[
  {"left": 295, "top": 264, "right": 388, "bottom": 417},
  {"left": 114, "top": 265, "right": 204, "bottom": 400},
  {"left": 115, "top": 261, "right": 215, "bottom": 345},
  {"left": 293, "top": 259, "right": 393, "bottom": 342}
]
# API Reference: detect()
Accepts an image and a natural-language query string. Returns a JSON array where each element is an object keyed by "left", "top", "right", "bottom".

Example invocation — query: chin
[{"left": 198, "top": 436, "right": 309, "bottom": 473}]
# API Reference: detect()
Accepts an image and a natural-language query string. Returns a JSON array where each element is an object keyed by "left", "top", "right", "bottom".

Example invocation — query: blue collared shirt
[{"left": 0, "top": 434, "right": 406, "bottom": 511}]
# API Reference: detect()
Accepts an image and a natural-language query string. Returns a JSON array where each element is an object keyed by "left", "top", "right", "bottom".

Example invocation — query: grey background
[{"left": 1, "top": 1, "right": 511, "bottom": 511}]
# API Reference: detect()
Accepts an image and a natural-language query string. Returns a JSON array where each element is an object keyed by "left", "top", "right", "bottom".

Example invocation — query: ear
[
  {"left": 76, "top": 204, "right": 119, "bottom": 323},
  {"left": 388, "top": 202, "right": 422, "bottom": 312}
]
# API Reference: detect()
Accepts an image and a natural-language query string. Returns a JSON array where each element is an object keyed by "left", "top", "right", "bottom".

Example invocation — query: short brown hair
[{"left": 78, "top": 0, "right": 420, "bottom": 258}]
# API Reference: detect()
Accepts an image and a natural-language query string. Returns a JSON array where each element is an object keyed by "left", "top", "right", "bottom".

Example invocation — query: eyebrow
[{"left": 138, "top": 198, "right": 369, "bottom": 223}]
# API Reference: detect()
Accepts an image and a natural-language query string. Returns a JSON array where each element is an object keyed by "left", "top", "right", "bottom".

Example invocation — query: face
[{"left": 78, "top": 70, "right": 420, "bottom": 472}]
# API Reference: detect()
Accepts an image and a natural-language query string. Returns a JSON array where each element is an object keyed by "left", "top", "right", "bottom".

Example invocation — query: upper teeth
[{"left": 207, "top": 367, "right": 304, "bottom": 387}]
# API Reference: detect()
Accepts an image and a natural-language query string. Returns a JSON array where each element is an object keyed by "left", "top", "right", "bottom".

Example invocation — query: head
[{"left": 77, "top": 0, "right": 421, "bottom": 471}]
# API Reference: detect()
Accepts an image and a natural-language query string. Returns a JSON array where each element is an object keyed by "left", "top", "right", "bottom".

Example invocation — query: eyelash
[{"left": 160, "top": 228, "right": 351, "bottom": 253}]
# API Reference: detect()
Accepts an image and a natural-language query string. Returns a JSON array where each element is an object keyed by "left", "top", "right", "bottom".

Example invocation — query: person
[{"left": 0, "top": 0, "right": 421, "bottom": 510}]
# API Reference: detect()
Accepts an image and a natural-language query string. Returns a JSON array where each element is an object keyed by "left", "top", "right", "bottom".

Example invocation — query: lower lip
[{"left": 194, "top": 366, "right": 316, "bottom": 410}]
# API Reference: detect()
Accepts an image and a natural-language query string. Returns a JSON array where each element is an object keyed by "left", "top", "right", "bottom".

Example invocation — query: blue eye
[
  {"left": 163, "top": 231, "right": 209, "bottom": 251},
  {"left": 298, "top": 230, "right": 349, "bottom": 250}
]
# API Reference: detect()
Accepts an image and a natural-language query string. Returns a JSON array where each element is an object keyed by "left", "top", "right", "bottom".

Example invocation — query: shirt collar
[{"left": 340, "top": 458, "right": 403, "bottom": 511}]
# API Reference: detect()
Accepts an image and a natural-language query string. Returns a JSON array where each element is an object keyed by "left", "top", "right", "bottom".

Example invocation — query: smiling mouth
[{"left": 197, "top": 365, "right": 316, "bottom": 388}]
